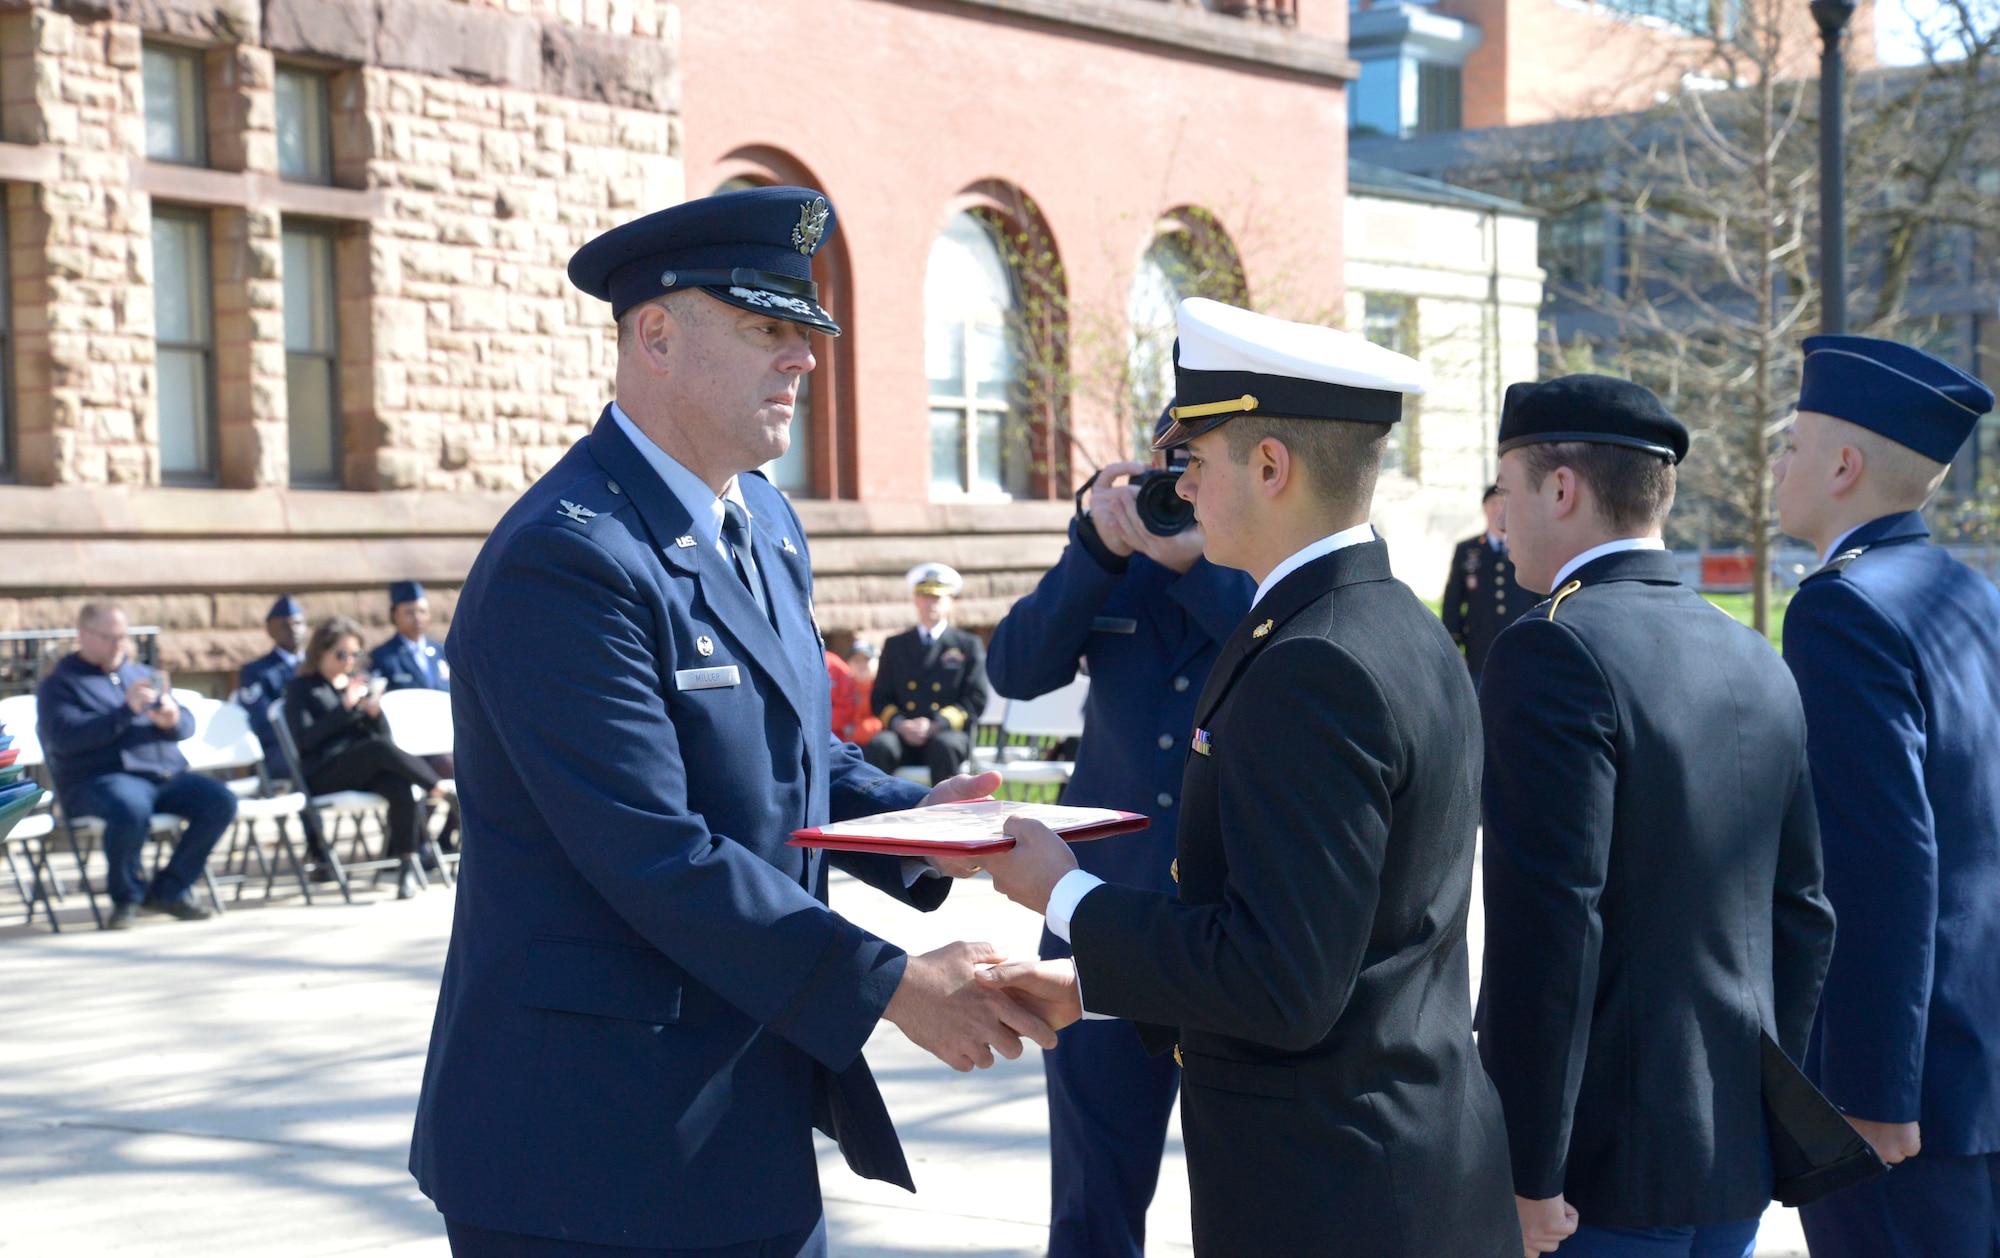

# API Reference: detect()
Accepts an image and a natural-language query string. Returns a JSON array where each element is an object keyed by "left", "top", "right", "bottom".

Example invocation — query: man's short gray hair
[{"left": 76, "top": 600, "right": 123, "bottom": 631}]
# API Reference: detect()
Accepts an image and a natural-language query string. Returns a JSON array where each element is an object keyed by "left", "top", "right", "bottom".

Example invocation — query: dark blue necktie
[{"left": 720, "top": 499, "right": 768, "bottom": 620}]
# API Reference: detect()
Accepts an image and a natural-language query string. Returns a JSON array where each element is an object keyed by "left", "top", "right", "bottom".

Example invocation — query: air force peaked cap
[
  {"left": 1798, "top": 335, "right": 1993, "bottom": 464},
  {"left": 568, "top": 186, "right": 840, "bottom": 334},
  {"left": 1154, "top": 298, "right": 1429, "bottom": 450},
  {"left": 1498, "top": 374, "right": 1689, "bottom": 464}
]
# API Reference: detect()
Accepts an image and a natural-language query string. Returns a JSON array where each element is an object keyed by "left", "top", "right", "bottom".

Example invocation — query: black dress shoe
[
  {"left": 106, "top": 902, "right": 139, "bottom": 930},
  {"left": 397, "top": 860, "right": 422, "bottom": 900},
  {"left": 142, "top": 893, "right": 215, "bottom": 922}
]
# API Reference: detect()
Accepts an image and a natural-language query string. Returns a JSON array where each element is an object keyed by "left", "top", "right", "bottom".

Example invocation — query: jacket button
[
  {"left": 907, "top": 681, "right": 917, "bottom": 690},
  {"left": 932, "top": 682, "right": 941, "bottom": 691},
  {"left": 905, "top": 702, "right": 916, "bottom": 711},
  {"left": 1156, "top": 791, "right": 1173, "bottom": 808},
  {"left": 1158, "top": 733, "right": 1174, "bottom": 750},
  {"left": 930, "top": 703, "right": 939, "bottom": 711},
  {"left": 1173, "top": 676, "right": 1189, "bottom": 692}
]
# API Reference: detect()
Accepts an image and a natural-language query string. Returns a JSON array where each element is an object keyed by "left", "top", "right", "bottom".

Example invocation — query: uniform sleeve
[
  {"left": 870, "top": 642, "right": 897, "bottom": 726},
  {"left": 1476, "top": 616, "right": 1619, "bottom": 1201},
  {"left": 466, "top": 525, "right": 907, "bottom": 1074},
  {"left": 1772, "top": 741, "right": 1836, "bottom": 1063},
  {"left": 1783, "top": 581, "right": 1933, "bottom": 1123},
  {"left": 985, "top": 528, "right": 1119, "bottom": 701},
  {"left": 939, "top": 633, "right": 989, "bottom": 731},
  {"left": 1066, "top": 637, "right": 1398, "bottom": 1052},
  {"left": 37, "top": 671, "right": 141, "bottom": 758},
  {"left": 1441, "top": 544, "right": 1470, "bottom": 644}
]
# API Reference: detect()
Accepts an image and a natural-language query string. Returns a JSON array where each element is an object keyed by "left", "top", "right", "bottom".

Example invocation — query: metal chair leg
[{"left": 61, "top": 821, "right": 104, "bottom": 930}]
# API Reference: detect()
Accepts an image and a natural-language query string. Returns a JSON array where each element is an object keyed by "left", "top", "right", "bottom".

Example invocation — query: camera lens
[{"left": 1134, "top": 470, "right": 1195, "bottom": 536}]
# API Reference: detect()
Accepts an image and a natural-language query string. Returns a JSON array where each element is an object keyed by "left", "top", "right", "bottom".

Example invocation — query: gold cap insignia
[
  {"left": 1251, "top": 619, "right": 1274, "bottom": 638},
  {"left": 792, "top": 197, "right": 830, "bottom": 255}
]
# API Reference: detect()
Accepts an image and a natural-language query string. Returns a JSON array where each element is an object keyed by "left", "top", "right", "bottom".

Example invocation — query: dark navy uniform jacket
[
  {"left": 371, "top": 634, "right": 448, "bottom": 692},
  {"left": 1480, "top": 548, "right": 1835, "bottom": 1226},
  {"left": 233, "top": 648, "right": 296, "bottom": 779},
  {"left": 984, "top": 519, "right": 1250, "bottom": 958},
  {"left": 1441, "top": 533, "right": 1526, "bottom": 674},
  {"left": 37, "top": 653, "right": 195, "bottom": 801},
  {"left": 409, "top": 411, "right": 940, "bottom": 1249},
  {"left": 870, "top": 624, "right": 989, "bottom": 733},
  {"left": 1784, "top": 510, "right": 2000, "bottom": 1157}
]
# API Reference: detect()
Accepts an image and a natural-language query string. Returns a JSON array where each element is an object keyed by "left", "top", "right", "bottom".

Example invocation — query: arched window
[
  {"left": 926, "top": 212, "right": 1028, "bottom": 498},
  {"left": 1127, "top": 233, "right": 1196, "bottom": 457}
]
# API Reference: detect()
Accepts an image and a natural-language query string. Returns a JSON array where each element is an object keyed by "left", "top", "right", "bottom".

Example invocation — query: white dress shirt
[
  {"left": 1821, "top": 523, "right": 1866, "bottom": 566},
  {"left": 610, "top": 401, "right": 747, "bottom": 565},
  {"left": 1550, "top": 535, "right": 1666, "bottom": 591}
]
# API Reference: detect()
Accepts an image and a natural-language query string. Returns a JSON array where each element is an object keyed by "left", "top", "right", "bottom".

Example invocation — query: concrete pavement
[{"left": 0, "top": 870, "right": 1807, "bottom": 1256}]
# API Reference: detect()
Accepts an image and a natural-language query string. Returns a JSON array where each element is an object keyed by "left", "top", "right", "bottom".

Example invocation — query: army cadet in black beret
[{"left": 1441, "top": 485, "right": 1525, "bottom": 687}]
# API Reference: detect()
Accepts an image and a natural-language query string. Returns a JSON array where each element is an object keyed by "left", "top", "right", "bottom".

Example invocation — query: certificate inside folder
[{"left": 791, "top": 799, "right": 1148, "bottom": 856}]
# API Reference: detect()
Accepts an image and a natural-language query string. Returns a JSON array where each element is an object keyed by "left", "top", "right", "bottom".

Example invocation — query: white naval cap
[
  {"left": 1155, "top": 297, "right": 1431, "bottom": 449},
  {"left": 905, "top": 563, "right": 963, "bottom": 597}
]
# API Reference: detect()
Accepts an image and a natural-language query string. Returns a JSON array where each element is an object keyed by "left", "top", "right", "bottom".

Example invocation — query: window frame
[
  {"left": 142, "top": 43, "right": 209, "bottom": 168},
  {"left": 281, "top": 220, "right": 343, "bottom": 487},
  {"left": 151, "top": 205, "right": 221, "bottom": 486},
  {"left": 274, "top": 64, "right": 335, "bottom": 186},
  {"left": 926, "top": 211, "right": 1028, "bottom": 501}
]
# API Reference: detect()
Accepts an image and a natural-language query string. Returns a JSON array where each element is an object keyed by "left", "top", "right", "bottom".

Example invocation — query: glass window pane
[
  {"left": 143, "top": 47, "right": 204, "bottom": 165},
  {"left": 926, "top": 319, "right": 964, "bottom": 395},
  {"left": 157, "top": 346, "right": 209, "bottom": 475},
  {"left": 286, "top": 353, "right": 337, "bottom": 484},
  {"left": 275, "top": 68, "right": 331, "bottom": 184},
  {"left": 152, "top": 214, "right": 210, "bottom": 346},
  {"left": 970, "top": 321, "right": 1011, "bottom": 402},
  {"left": 281, "top": 228, "right": 335, "bottom": 353},
  {"left": 930, "top": 407, "right": 965, "bottom": 491},
  {"left": 972, "top": 409, "right": 1005, "bottom": 492},
  {"left": 761, "top": 370, "right": 813, "bottom": 493}
]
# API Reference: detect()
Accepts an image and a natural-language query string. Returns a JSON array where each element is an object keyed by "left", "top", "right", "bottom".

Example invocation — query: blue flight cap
[
  {"left": 389, "top": 581, "right": 425, "bottom": 607},
  {"left": 567, "top": 186, "right": 841, "bottom": 334},
  {"left": 1798, "top": 335, "right": 1994, "bottom": 464},
  {"left": 266, "top": 594, "right": 304, "bottom": 620},
  {"left": 1498, "top": 374, "right": 1689, "bottom": 465}
]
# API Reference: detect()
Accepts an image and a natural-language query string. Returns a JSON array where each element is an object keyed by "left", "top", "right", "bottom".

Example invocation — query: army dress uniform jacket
[
  {"left": 1479, "top": 548, "right": 1836, "bottom": 1227},
  {"left": 410, "top": 411, "right": 941, "bottom": 1249},
  {"left": 1068, "top": 541, "right": 1517, "bottom": 1257},
  {"left": 1440, "top": 534, "right": 1525, "bottom": 675},
  {"left": 871, "top": 624, "right": 988, "bottom": 734},
  {"left": 1783, "top": 511, "right": 2000, "bottom": 1156},
  {"left": 984, "top": 517, "right": 1252, "bottom": 957}
]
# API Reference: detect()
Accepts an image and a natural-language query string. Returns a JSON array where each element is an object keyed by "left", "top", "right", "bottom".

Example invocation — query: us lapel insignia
[
  {"left": 1192, "top": 728, "right": 1211, "bottom": 756},
  {"left": 1251, "top": 619, "right": 1274, "bottom": 639},
  {"left": 675, "top": 535, "right": 698, "bottom": 549},
  {"left": 696, "top": 636, "right": 715, "bottom": 657},
  {"left": 558, "top": 500, "right": 597, "bottom": 524}
]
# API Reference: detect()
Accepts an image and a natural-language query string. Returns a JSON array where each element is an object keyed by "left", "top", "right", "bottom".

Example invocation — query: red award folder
[{"left": 790, "top": 798, "right": 1149, "bottom": 857}]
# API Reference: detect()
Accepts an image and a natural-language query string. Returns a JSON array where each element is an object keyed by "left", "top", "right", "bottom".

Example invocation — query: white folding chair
[
  {"left": 377, "top": 687, "right": 458, "bottom": 884},
  {"left": 176, "top": 697, "right": 317, "bottom": 906},
  {"left": 268, "top": 697, "right": 399, "bottom": 902},
  {"left": 1, "top": 692, "right": 110, "bottom": 929},
  {"left": 2, "top": 700, "right": 61, "bottom": 930},
  {"left": 992, "top": 675, "right": 1086, "bottom": 795}
]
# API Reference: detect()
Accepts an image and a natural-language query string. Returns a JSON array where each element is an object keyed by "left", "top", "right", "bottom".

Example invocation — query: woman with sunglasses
[{"left": 285, "top": 615, "right": 443, "bottom": 899}]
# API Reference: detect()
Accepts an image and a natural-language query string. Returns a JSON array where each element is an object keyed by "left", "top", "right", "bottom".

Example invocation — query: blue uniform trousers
[
  {"left": 1801, "top": 1151, "right": 2000, "bottom": 1257},
  {"left": 445, "top": 1216, "right": 825, "bottom": 1258},
  {"left": 1044, "top": 1017, "right": 1180, "bottom": 1258},
  {"left": 70, "top": 771, "right": 237, "bottom": 905},
  {"left": 1556, "top": 1218, "right": 1760, "bottom": 1257}
]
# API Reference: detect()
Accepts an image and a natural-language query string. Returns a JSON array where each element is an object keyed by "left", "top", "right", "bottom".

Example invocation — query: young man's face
[
  {"left": 392, "top": 598, "right": 431, "bottom": 640},
  {"left": 269, "top": 613, "right": 307, "bottom": 654},
  {"left": 1772, "top": 411, "right": 1838, "bottom": 542},
  {"left": 1174, "top": 430, "right": 1256, "bottom": 572},
  {"left": 1492, "top": 451, "right": 1560, "bottom": 592}
]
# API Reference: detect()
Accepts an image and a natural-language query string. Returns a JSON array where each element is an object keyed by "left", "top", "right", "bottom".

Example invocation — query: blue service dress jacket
[
  {"left": 409, "top": 410, "right": 941, "bottom": 1249},
  {"left": 36, "top": 653, "right": 195, "bottom": 800},
  {"left": 1783, "top": 510, "right": 2000, "bottom": 1157},
  {"left": 984, "top": 519, "right": 1251, "bottom": 956},
  {"left": 232, "top": 648, "right": 295, "bottom": 779},
  {"left": 370, "top": 634, "right": 448, "bottom": 692}
]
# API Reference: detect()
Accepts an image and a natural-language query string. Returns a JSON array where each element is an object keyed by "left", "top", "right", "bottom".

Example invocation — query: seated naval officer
[
  {"left": 862, "top": 564, "right": 989, "bottom": 784},
  {"left": 371, "top": 581, "right": 449, "bottom": 694},
  {"left": 1477, "top": 376, "right": 1838, "bottom": 1258},
  {"left": 233, "top": 593, "right": 307, "bottom": 783},
  {"left": 1771, "top": 337, "right": 2000, "bottom": 1258},
  {"left": 973, "top": 298, "right": 1519, "bottom": 1258},
  {"left": 1440, "top": 485, "right": 1525, "bottom": 688},
  {"left": 409, "top": 186, "right": 1056, "bottom": 1258},
  {"left": 983, "top": 408, "right": 1253, "bottom": 1258}
]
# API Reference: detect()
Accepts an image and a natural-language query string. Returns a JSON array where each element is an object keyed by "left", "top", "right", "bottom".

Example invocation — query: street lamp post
[{"left": 1811, "top": 0, "right": 1856, "bottom": 334}]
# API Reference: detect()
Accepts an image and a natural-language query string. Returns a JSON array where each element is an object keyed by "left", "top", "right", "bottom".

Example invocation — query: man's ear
[
  {"left": 1829, "top": 443, "right": 1867, "bottom": 498},
  {"left": 1547, "top": 466, "right": 1582, "bottom": 522},
  {"left": 629, "top": 301, "right": 678, "bottom": 368},
  {"left": 1256, "top": 437, "right": 1292, "bottom": 500}
]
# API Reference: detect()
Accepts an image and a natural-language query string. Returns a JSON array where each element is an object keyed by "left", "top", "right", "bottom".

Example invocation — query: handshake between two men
[{"left": 879, "top": 771, "right": 1090, "bottom": 1073}]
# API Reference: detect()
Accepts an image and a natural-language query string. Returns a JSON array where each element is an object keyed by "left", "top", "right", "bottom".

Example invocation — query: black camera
[{"left": 1132, "top": 469, "right": 1194, "bottom": 536}]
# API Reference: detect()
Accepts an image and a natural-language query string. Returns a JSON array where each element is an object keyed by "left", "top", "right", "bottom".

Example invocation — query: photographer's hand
[
  {"left": 1083, "top": 462, "right": 1148, "bottom": 558},
  {"left": 1131, "top": 524, "right": 1205, "bottom": 574}
]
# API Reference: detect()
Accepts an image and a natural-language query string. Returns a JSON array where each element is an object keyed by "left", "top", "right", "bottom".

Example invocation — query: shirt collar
[
  {"left": 400, "top": 634, "right": 427, "bottom": 651},
  {"left": 1252, "top": 522, "right": 1377, "bottom": 610},
  {"left": 1487, "top": 531, "right": 1506, "bottom": 551},
  {"left": 1821, "top": 522, "right": 1867, "bottom": 566},
  {"left": 1552, "top": 536, "right": 1667, "bottom": 590},
  {"left": 610, "top": 400, "right": 747, "bottom": 562},
  {"left": 275, "top": 647, "right": 298, "bottom": 667},
  {"left": 920, "top": 621, "right": 951, "bottom": 643}
]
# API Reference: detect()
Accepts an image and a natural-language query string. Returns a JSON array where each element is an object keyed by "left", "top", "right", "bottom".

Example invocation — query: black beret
[
  {"left": 1497, "top": 374, "right": 1688, "bottom": 465},
  {"left": 568, "top": 186, "right": 840, "bottom": 334}
]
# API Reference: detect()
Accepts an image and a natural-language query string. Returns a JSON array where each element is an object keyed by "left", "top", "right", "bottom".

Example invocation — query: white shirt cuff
[
  {"left": 900, "top": 857, "right": 941, "bottom": 888},
  {"left": 1045, "top": 869, "right": 1105, "bottom": 944}
]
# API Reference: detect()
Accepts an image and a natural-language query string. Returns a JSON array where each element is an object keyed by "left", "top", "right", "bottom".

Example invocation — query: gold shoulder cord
[{"left": 1546, "top": 579, "right": 1583, "bottom": 619}]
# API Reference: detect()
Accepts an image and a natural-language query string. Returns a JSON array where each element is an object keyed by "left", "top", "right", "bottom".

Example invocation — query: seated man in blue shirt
[{"left": 37, "top": 602, "right": 238, "bottom": 929}]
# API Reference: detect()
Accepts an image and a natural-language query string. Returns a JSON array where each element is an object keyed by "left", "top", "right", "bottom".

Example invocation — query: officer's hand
[
  {"left": 1848, "top": 1117, "right": 1921, "bottom": 1165},
  {"left": 975, "top": 958, "right": 1083, "bottom": 1031},
  {"left": 1130, "top": 523, "right": 1206, "bottom": 574},
  {"left": 920, "top": 769, "right": 1002, "bottom": 809},
  {"left": 1514, "top": 1194, "right": 1578, "bottom": 1255},
  {"left": 883, "top": 941, "right": 1058, "bottom": 1072},
  {"left": 898, "top": 716, "right": 933, "bottom": 746},
  {"left": 981, "top": 816, "right": 1079, "bottom": 914}
]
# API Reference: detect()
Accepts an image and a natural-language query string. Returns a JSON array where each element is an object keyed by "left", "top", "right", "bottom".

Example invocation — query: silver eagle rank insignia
[
  {"left": 558, "top": 500, "right": 598, "bottom": 524},
  {"left": 791, "top": 197, "right": 830, "bottom": 255}
]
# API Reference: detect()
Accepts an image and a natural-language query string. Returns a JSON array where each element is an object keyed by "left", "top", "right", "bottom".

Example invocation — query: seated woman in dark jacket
[{"left": 284, "top": 615, "right": 442, "bottom": 899}]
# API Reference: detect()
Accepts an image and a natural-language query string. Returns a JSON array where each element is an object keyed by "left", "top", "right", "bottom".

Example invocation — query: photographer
[
  {"left": 285, "top": 616, "right": 443, "bottom": 900},
  {"left": 984, "top": 415, "right": 1253, "bottom": 1258}
]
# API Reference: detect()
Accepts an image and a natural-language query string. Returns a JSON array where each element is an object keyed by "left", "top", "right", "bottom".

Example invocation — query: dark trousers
[
  {"left": 444, "top": 1215, "right": 825, "bottom": 1258},
  {"left": 70, "top": 771, "right": 238, "bottom": 905},
  {"left": 1801, "top": 1150, "right": 2000, "bottom": 1257},
  {"left": 1556, "top": 1218, "right": 1760, "bottom": 1257},
  {"left": 308, "top": 739, "right": 439, "bottom": 858},
  {"left": 862, "top": 727, "right": 971, "bottom": 783},
  {"left": 1044, "top": 1017, "right": 1181, "bottom": 1258}
]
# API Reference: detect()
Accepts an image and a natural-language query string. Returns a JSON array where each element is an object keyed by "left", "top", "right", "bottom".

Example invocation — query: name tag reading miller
[{"left": 674, "top": 665, "right": 741, "bottom": 691}]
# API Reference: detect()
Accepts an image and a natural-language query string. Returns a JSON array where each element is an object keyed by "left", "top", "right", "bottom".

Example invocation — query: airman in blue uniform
[
  {"left": 984, "top": 415, "right": 1253, "bottom": 1258},
  {"left": 371, "top": 581, "right": 449, "bottom": 693},
  {"left": 409, "top": 187, "right": 1054, "bottom": 1258},
  {"left": 1773, "top": 335, "right": 2000, "bottom": 1258},
  {"left": 233, "top": 594, "right": 306, "bottom": 781}
]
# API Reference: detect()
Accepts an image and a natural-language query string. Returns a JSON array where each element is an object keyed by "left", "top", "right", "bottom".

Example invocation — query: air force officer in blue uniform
[
  {"left": 410, "top": 188, "right": 1054, "bottom": 1258},
  {"left": 984, "top": 419, "right": 1253, "bottom": 1258},
  {"left": 1773, "top": 337, "right": 2000, "bottom": 1258},
  {"left": 371, "top": 581, "right": 449, "bottom": 693}
]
